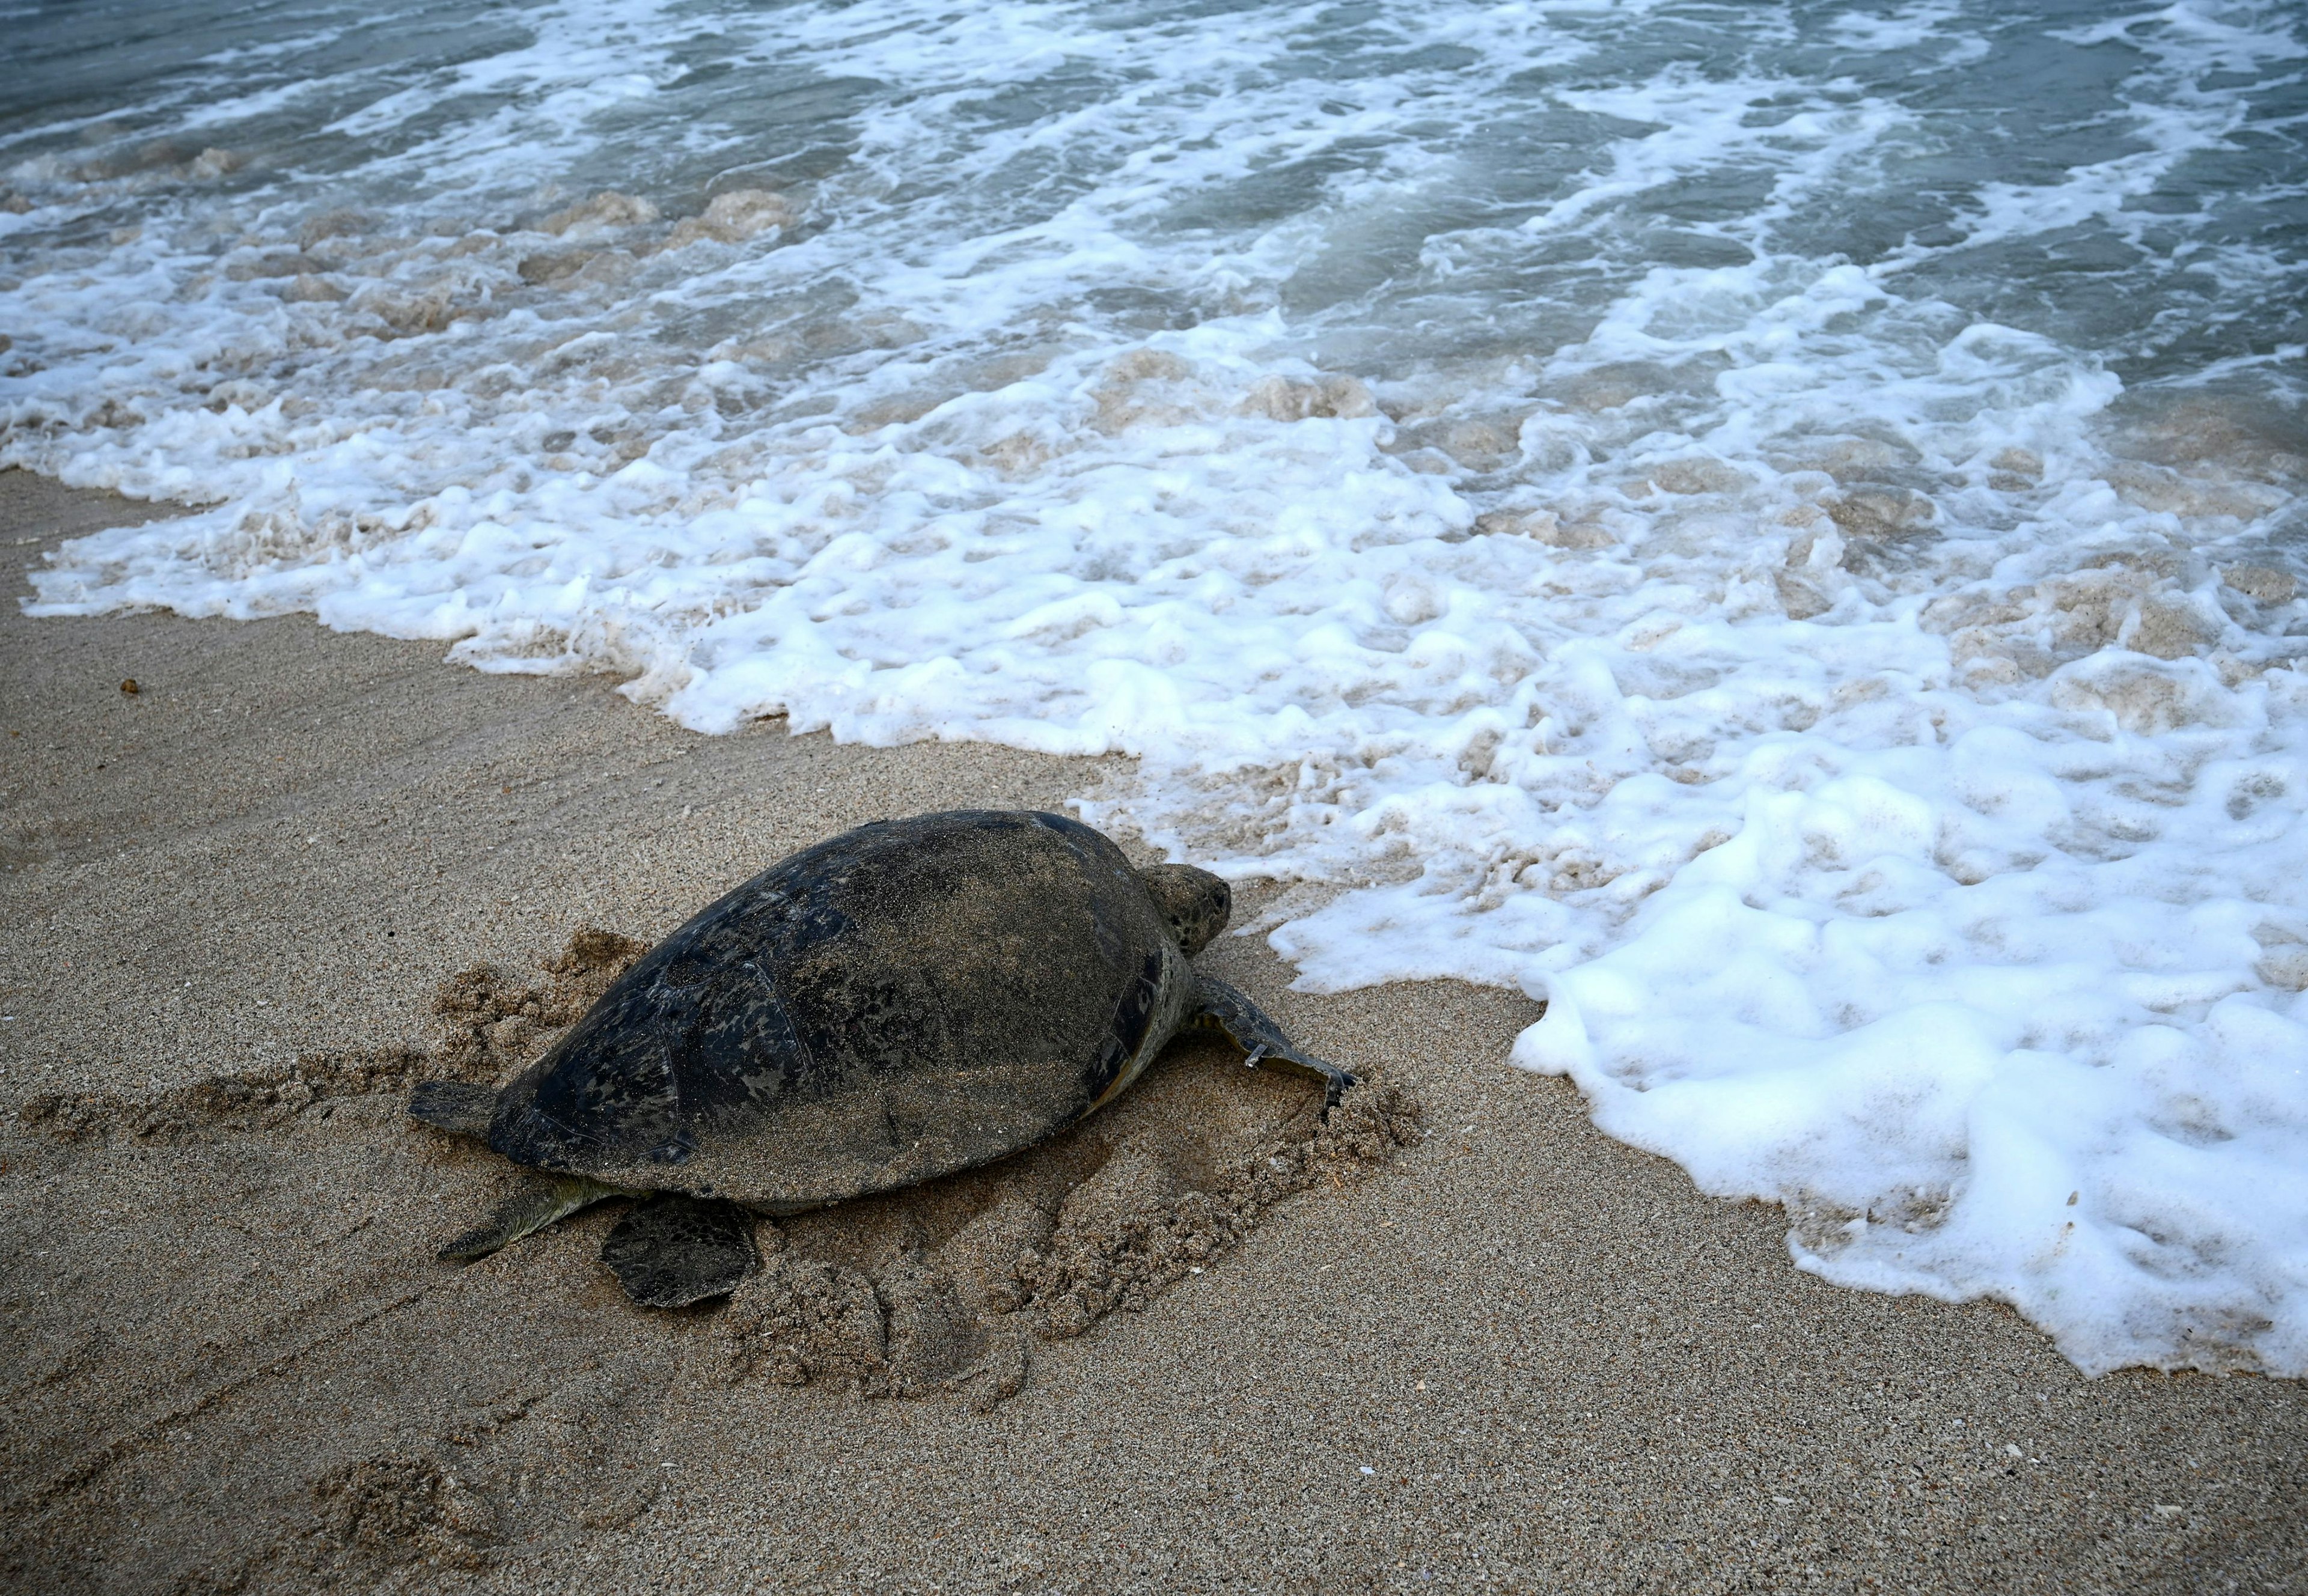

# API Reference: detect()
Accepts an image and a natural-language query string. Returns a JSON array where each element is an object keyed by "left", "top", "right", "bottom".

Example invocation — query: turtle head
[{"left": 1139, "top": 863, "right": 1230, "bottom": 957}]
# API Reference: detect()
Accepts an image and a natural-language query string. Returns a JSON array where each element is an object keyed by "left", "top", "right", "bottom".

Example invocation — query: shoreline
[{"left": 2, "top": 468, "right": 2302, "bottom": 1593}]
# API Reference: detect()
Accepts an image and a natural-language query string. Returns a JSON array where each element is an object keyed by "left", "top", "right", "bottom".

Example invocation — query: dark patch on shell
[{"left": 486, "top": 811, "right": 1188, "bottom": 1207}]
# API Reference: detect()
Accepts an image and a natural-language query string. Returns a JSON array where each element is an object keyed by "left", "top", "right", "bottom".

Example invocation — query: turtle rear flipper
[
  {"left": 438, "top": 1174, "right": 621, "bottom": 1262},
  {"left": 1189, "top": 974, "right": 1356, "bottom": 1110},
  {"left": 600, "top": 1196, "right": 760, "bottom": 1308},
  {"left": 408, "top": 1080, "right": 497, "bottom": 1138}
]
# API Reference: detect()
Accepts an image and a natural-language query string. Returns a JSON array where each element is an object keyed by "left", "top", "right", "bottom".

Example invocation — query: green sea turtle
[{"left": 409, "top": 809, "right": 1352, "bottom": 1308}]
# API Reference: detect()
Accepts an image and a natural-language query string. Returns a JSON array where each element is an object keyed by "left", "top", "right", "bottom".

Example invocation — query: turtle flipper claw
[{"left": 1189, "top": 974, "right": 1356, "bottom": 1112}]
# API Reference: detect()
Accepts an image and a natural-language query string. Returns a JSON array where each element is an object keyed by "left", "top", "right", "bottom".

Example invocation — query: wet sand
[{"left": 1, "top": 466, "right": 2301, "bottom": 1593}]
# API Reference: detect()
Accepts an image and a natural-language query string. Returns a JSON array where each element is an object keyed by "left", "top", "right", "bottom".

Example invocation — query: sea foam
[{"left": 4, "top": 0, "right": 2305, "bottom": 1373}]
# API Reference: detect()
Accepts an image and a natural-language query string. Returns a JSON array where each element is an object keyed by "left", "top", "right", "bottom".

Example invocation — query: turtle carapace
[{"left": 408, "top": 809, "right": 1353, "bottom": 1307}]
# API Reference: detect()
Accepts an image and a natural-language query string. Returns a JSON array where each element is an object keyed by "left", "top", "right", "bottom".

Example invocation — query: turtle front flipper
[
  {"left": 599, "top": 1196, "right": 760, "bottom": 1308},
  {"left": 1189, "top": 974, "right": 1355, "bottom": 1110},
  {"left": 438, "top": 1174, "right": 623, "bottom": 1262}
]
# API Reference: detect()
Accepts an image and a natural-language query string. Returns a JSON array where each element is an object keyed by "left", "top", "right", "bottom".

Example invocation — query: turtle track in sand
[
  {"left": 13, "top": 927, "right": 647, "bottom": 1147},
  {"left": 4, "top": 928, "right": 1420, "bottom": 1591},
  {"left": 428, "top": 928, "right": 1420, "bottom": 1411},
  {"left": 722, "top": 1062, "right": 1419, "bottom": 1412}
]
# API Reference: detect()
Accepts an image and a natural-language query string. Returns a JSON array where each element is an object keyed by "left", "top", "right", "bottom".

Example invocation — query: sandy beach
[{"left": 1, "top": 466, "right": 2300, "bottom": 1594}]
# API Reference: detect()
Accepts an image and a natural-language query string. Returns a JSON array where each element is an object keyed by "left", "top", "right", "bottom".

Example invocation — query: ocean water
[{"left": 4, "top": 0, "right": 2306, "bottom": 1374}]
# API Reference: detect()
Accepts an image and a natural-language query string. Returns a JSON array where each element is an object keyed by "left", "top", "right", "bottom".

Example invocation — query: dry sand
[{"left": 1, "top": 466, "right": 2301, "bottom": 1594}]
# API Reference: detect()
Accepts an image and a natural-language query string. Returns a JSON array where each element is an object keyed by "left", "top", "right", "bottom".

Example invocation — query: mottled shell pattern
[{"left": 485, "top": 811, "right": 1198, "bottom": 1210}]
